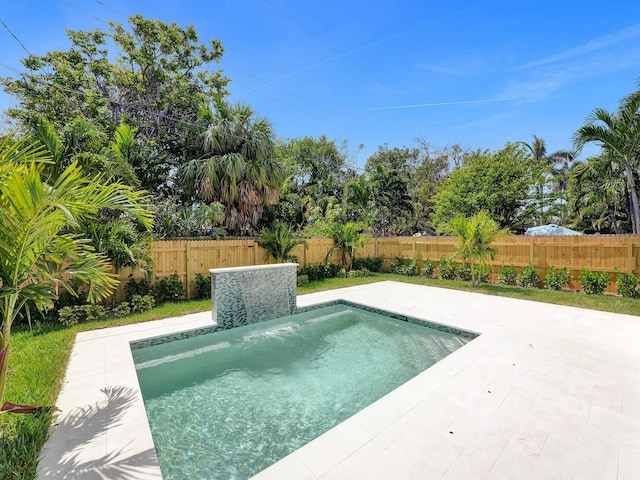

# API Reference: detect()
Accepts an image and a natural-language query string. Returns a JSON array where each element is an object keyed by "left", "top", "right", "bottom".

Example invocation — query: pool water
[{"left": 132, "top": 303, "right": 474, "bottom": 479}]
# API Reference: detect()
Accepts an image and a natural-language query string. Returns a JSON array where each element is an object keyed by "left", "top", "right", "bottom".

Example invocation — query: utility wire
[
  {"left": 262, "top": 0, "right": 403, "bottom": 96},
  {"left": 0, "top": 19, "right": 32, "bottom": 56}
]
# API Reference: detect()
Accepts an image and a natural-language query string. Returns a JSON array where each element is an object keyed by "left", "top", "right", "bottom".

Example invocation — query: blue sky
[{"left": 1, "top": 0, "right": 639, "bottom": 167}]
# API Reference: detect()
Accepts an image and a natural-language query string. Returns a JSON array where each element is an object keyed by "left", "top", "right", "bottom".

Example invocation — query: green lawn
[{"left": 1, "top": 274, "right": 639, "bottom": 479}]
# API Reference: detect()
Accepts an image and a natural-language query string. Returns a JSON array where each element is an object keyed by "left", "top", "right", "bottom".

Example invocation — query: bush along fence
[{"left": 109, "top": 235, "right": 640, "bottom": 302}]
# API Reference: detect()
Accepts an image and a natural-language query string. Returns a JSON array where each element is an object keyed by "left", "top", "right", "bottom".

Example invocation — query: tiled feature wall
[{"left": 210, "top": 264, "right": 297, "bottom": 329}]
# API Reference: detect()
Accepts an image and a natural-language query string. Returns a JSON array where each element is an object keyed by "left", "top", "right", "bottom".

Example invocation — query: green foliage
[
  {"left": 326, "top": 222, "right": 368, "bottom": 271},
  {"left": 440, "top": 211, "right": 507, "bottom": 287},
  {"left": 456, "top": 263, "right": 472, "bottom": 281},
  {"left": 296, "top": 274, "right": 310, "bottom": 286},
  {"left": 0, "top": 411, "right": 52, "bottom": 480},
  {"left": 498, "top": 265, "right": 517, "bottom": 285},
  {"left": 126, "top": 278, "right": 153, "bottom": 302},
  {"left": 420, "top": 259, "right": 435, "bottom": 278},
  {"left": 352, "top": 256, "right": 384, "bottom": 273},
  {"left": 57, "top": 305, "right": 107, "bottom": 327},
  {"left": 617, "top": 271, "right": 640, "bottom": 298},
  {"left": 2, "top": 16, "right": 228, "bottom": 192},
  {"left": 274, "top": 135, "right": 353, "bottom": 230},
  {"left": 113, "top": 302, "right": 132, "bottom": 318},
  {"left": 544, "top": 266, "right": 572, "bottom": 290},
  {"left": 438, "top": 256, "right": 457, "bottom": 280},
  {"left": 519, "top": 264, "right": 541, "bottom": 288},
  {"left": 579, "top": 269, "right": 610, "bottom": 295},
  {"left": 390, "top": 257, "right": 417, "bottom": 276},
  {"left": 154, "top": 200, "right": 227, "bottom": 239},
  {"left": 347, "top": 269, "right": 373, "bottom": 278},
  {"left": 433, "top": 143, "right": 532, "bottom": 229},
  {"left": 0, "top": 138, "right": 153, "bottom": 404},
  {"left": 475, "top": 264, "right": 491, "bottom": 283},
  {"left": 178, "top": 101, "right": 283, "bottom": 235},
  {"left": 154, "top": 274, "right": 185, "bottom": 303},
  {"left": 574, "top": 90, "right": 640, "bottom": 234},
  {"left": 298, "top": 263, "right": 342, "bottom": 281},
  {"left": 258, "top": 222, "right": 307, "bottom": 263},
  {"left": 130, "top": 294, "right": 155, "bottom": 313},
  {"left": 192, "top": 273, "right": 212, "bottom": 300}
]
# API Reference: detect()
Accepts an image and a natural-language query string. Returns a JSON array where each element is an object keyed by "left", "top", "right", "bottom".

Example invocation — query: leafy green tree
[
  {"left": 274, "top": 136, "right": 356, "bottom": 228},
  {"left": 177, "top": 101, "right": 284, "bottom": 235},
  {"left": 440, "top": 211, "right": 507, "bottom": 287},
  {"left": 325, "top": 222, "right": 368, "bottom": 271},
  {"left": 369, "top": 165, "right": 414, "bottom": 236},
  {"left": 0, "top": 138, "right": 153, "bottom": 405},
  {"left": 432, "top": 143, "right": 533, "bottom": 230},
  {"left": 573, "top": 90, "right": 640, "bottom": 233},
  {"left": 2, "top": 15, "right": 228, "bottom": 192},
  {"left": 258, "top": 222, "right": 308, "bottom": 263}
]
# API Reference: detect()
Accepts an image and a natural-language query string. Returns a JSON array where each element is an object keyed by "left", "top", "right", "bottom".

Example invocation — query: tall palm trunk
[{"left": 624, "top": 160, "right": 640, "bottom": 234}]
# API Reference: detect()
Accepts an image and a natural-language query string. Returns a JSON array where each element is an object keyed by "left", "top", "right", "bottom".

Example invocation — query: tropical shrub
[
  {"left": 498, "top": 264, "right": 517, "bottom": 285},
  {"left": 113, "top": 302, "right": 132, "bottom": 317},
  {"left": 347, "top": 268, "right": 373, "bottom": 278},
  {"left": 456, "top": 263, "right": 471, "bottom": 281},
  {"left": 438, "top": 256, "right": 457, "bottom": 280},
  {"left": 192, "top": 273, "right": 211, "bottom": 300},
  {"left": 420, "top": 259, "right": 435, "bottom": 278},
  {"left": 154, "top": 274, "right": 185, "bottom": 303},
  {"left": 326, "top": 222, "right": 368, "bottom": 271},
  {"left": 390, "top": 257, "right": 417, "bottom": 276},
  {"left": 544, "top": 266, "right": 571, "bottom": 290},
  {"left": 57, "top": 305, "right": 108, "bottom": 326},
  {"left": 296, "top": 274, "right": 309, "bottom": 286},
  {"left": 617, "top": 271, "right": 640, "bottom": 298},
  {"left": 439, "top": 210, "right": 508, "bottom": 287},
  {"left": 130, "top": 294, "right": 155, "bottom": 313},
  {"left": 519, "top": 264, "right": 540, "bottom": 288},
  {"left": 352, "top": 256, "right": 384, "bottom": 273},
  {"left": 474, "top": 264, "right": 491, "bottom": 283},
  {"left": 126, "top": 277, "right": 153, "bottom": 302},
  {"left": 580, "top": 269, "right": 610, "bottom": 295},
  {"left": 258, "top": 222, "right": 307, "bottom": 263},
  {"left": 298, "top": 263, "right": 342, "bottom": 281}
]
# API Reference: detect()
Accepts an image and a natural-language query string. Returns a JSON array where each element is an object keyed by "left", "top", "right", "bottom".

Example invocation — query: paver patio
[{"left": 38, "top": 281, "right": 640, "bottom": 479}]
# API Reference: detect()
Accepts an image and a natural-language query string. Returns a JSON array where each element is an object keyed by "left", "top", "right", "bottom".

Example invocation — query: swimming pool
[{"left": 132, "top": 301, "right": 476, "bottom": 479}]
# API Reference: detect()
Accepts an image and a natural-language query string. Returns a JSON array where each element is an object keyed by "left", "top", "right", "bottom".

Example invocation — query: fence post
[
  {"left": 254, "top": 240, "right": 259, "bottom": 265},
  {"left": 529, "top": 238, "right": 534, "bottom": 265},
  {"left": 628, "top": 238, "right": 635, "bottom": 272},
  {"left": 185, "top": 242, "right": 191, "bottom": 299}
]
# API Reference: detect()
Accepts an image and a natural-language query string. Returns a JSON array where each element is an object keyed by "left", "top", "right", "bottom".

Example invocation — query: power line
[
  {"left": 262, "top": 0, "right": 403, "bottom": 96},
  {"left": 0, "top": 19, "right": 32, "bottom": 56}
]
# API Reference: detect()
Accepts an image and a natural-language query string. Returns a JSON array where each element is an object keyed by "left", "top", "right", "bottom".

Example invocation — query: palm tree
[
  {"left": 570, "top": 155, "right": 627, "bottom": 234},
  {"left": 178, "top": 101, "right": 285, "bottom": 235},
  {"left": 0, "top": 137, "right": 153, "bottom": 405},
  {"left": 573, "top": 91, "right": 640, "bottom": 233},
  {"left": 325, "top": 222, "right": 368, "bottom": 271},
  {"left": 441, "top": 211, "right": 508, "bottom": 287},
  {"left": 258, "top": 222, "right": 308, "bottom": 263},
  {"left": 523, "top": 135, "right": 574, "bottom": 225}
]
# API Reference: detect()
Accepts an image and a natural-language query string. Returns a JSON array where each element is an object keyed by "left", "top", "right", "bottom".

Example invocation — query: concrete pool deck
[{"left": 38, "top": 281, "right": 640, "bottom": 479}]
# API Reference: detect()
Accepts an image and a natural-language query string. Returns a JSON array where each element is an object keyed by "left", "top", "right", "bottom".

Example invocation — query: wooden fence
[{"left": 111, "top": 235, "right": 640, "bottom": 302}]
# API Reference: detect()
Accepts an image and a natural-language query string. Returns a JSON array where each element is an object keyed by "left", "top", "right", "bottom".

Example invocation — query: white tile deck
[{"left": 37, "top": 281, "right": 640, "bottom": 479}]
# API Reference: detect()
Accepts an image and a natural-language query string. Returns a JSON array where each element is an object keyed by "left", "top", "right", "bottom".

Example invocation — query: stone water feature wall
[{"left": 210, "top": 263, "right": 298, "bottom": 329}]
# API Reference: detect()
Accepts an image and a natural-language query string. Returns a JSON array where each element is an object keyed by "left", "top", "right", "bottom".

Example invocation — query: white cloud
[{"left": 523, "top": 24, "right": 640, "bottom": 69}]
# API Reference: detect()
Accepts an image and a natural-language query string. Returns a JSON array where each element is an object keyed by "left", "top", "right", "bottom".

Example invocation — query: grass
[{"left": 1, "top": 273, "right": 639, "bottom": 479}]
